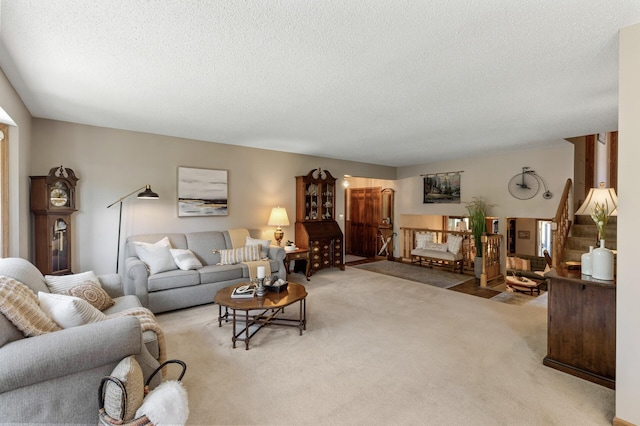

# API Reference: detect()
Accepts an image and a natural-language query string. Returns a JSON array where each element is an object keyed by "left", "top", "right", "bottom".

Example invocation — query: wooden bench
[
  {"left": 409, "top": 231, "right": 465, "bottom": 273},
  {"left": 411, "top": 246, "right": 464, "bottom": 273}
]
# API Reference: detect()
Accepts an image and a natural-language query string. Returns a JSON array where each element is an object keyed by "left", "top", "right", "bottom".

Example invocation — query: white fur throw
[{"left": 135, "top": 380, "right": 189, "bottom": 425}]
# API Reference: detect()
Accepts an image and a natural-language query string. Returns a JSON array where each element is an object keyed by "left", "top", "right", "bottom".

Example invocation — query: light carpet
[
  {"left": 157, "top": 268, "right": 613, "bottom": 425},
  {"left": 344, "top": 254, "right": 368, "bottom": 263},
  {"left": 352, "top": 260, "right": 468, "bottom": 289}
]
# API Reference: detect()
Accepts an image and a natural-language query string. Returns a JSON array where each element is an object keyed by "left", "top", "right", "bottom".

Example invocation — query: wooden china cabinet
[{"left": 295, "top": 168, "right": 344, "bottom": 276}]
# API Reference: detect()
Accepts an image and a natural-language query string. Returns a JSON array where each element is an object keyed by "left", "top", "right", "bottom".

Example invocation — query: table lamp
[{"left": 268, "top": 206, "right": 290, "bottom": 246}]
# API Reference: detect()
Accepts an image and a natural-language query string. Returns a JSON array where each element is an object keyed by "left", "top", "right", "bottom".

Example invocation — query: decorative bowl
[
  {"left": 265, "top": 281, "right": 289, "bottom": 293},
  {"left": 284, "top": 245, "right": 297, "bottom": 252}
]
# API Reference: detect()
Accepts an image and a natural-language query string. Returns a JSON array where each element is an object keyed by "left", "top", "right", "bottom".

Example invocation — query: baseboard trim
[{"left": 613, "top": 416, "right": 636, "bottom": 426}]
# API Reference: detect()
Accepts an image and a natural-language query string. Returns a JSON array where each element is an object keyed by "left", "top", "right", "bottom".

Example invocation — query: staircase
[{"left": 564, "top": 215, "right": 617, "bottom": 263}]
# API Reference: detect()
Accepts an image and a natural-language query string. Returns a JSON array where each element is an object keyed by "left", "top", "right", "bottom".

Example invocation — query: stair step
[
  {"left": 564, "top": 249, "right": 584, "bottom": 263},
  {"left": 563, "top": 216, "right": 617, "bottom": 263},
  {"left": 574, "top": 215, "right": 617, "bottom": 226}
]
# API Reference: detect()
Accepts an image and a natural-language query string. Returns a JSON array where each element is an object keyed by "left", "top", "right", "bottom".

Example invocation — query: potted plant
[
  {"left": 285, "top": 240, "right": 297, "bottom": 252},
  {"left": 465, "top": 197, "right": 491, "bottom": 278}
]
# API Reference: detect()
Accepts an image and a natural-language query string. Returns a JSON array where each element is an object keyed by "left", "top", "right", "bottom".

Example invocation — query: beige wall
[
  {"left": 395, "top": 142, "right": 574, "bottom": 251},
  {"left": 514, "top": 218, "right": 537, "bottom": 256},
  {"left": 616, "top": 22, "right": 640, "bottom": 426},
  {"left": 0, "top": 68, "right": 33, "bottom": 258},
  {"left": 30, "top": 119, "right": 395, "bottom": 274}
]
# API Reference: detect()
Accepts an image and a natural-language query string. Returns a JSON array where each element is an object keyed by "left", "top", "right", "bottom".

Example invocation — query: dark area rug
[{"left": 352, "top": 260, "right": 469, "bottom": 289}]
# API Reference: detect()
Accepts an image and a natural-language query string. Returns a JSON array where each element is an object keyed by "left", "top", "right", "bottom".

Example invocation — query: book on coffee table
[{"left": 231, "top": 286, "right": 255, "bottom": 299}]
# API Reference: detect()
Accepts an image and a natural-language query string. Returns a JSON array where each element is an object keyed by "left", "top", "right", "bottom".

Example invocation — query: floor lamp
[{"left": 107, "top": 185, "right": 159, "bottom": 273}]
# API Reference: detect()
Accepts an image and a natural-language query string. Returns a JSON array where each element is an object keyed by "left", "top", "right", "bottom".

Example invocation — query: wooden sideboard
[{"left": 543, "top": 269, "right": 616, "bottom": 389}]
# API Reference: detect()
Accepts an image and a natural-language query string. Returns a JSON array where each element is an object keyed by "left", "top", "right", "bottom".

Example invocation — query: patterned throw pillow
[
  {"left": 415, "top": 232, "right": 435, "bottom": 249},
  {"left": 447, "top": 235, "right": 463, "bottom": 254},
  {"left": 246, "top": 236, "right": 271, "bottom": 259},
  {"left": 170, "top": 248, "right": 203, "bottom": 271},
  {"left": 0, "top": 276, "right": 61, "bottom": 337},
  {"left": 104, "top": 356, "right": 144, "bottom": 421},
  {"left": 134, "top": 237, "right": 177, "bottom": 275},
  {"left": 38, "top": 292, "right": 107, "bottom": 328},
  {"left": 218, "top": 245, "right": 261, "bottom": 265},
  {"left": 44, "top": 270, "right": 101, "bottom": 294},
  {"left": 423, "top": 242, "right": 448, "bottom": 252},
  {"left": 67, "top": 281, "right": 115, "bottom": 311}
]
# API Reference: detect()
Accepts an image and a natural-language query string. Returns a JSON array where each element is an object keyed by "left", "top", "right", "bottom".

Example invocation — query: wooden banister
[
  {"left": 551, "top": 178, "right": 573, "bottom": 268},
  {"left": 400, "top": 227, "right": 502, "bottom": 284}
]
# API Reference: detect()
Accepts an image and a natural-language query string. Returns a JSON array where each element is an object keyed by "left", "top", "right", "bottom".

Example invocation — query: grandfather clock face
[{"left": 49, "top": 181, "right": 70, "bottom": 207}]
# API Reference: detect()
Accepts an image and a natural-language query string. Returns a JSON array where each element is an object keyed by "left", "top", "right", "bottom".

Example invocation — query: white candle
[{"left": 257, "top": 266, "right": 265, "bottom": 279}]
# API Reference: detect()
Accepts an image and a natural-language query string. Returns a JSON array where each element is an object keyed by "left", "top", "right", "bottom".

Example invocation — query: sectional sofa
[{"left": 124, "top": 229, "right": 286, "bottom": 313}]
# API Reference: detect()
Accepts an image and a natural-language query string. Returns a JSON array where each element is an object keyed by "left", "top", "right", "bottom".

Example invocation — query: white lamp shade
[
  {"left": 268, "top": 207, "right": 290, "bottom": 227},
  {"left": 575, "top": 183, "right": 618, "bottom": 216}
]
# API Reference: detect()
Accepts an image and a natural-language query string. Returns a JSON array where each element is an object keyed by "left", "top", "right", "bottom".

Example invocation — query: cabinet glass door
[
  {"left": 51, "top": 218, "right": 69, "bottom": 273},
  {"left": 322, "top": 183, "right": 334, "bottom": 220}
]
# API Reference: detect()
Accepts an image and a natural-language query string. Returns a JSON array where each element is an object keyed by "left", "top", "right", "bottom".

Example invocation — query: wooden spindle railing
[
  {"left": 551, "top": 178, "right": 573, "bottom": 268},
  {"left": 481, "top": 233, "right": 503, "bottom": 287},
  {"left": 400, "top": 227, "right": 502, "bottom": 283}
]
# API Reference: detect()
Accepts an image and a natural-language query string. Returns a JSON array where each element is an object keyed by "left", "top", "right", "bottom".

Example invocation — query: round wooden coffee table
[{"left": 214, "top": 282, "right": 307, "bottom": 350}]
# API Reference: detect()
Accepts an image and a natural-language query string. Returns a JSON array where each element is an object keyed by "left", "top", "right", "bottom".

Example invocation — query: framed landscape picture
[
  {"left": 178, "top": 167, "right": 228, "bottom": 217},
  {"left": 423, "top": 173, "right": 461, "bottom": 204}
]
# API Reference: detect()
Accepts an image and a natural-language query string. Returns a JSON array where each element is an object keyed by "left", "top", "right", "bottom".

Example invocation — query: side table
[{"left": 284, "top": 248, "right": 310, "bottom": 281}]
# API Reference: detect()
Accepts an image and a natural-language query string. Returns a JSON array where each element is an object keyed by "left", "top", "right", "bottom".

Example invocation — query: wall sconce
[
  {"left": 268, "top": 206, "right": 290, "bottom": 246},
  {"left": 343, "top": 175, "right": 351, "bottom": 188}
]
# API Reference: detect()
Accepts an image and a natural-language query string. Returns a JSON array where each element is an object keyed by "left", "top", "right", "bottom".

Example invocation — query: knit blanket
[
  {"left": 0, "top": 275, "right": 61, "bottom": 336},
  {"left": 227, "top": 228, "right": 249, "bottom": 249},
  {"left": 242, "top": 260, "right": 271, "bottom": 281},
  {"left": 107, "top": 307, "right": 167, "bottom": 372}
]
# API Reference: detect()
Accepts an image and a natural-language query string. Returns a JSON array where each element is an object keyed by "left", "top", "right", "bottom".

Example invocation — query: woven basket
[{"left": 98, "top": 359, "right": 187, "bottom": 426}]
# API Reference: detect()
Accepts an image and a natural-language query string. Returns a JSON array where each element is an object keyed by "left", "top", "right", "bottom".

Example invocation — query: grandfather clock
[{"left": 30, "top": 166, "right": 78, "bottom": 275}]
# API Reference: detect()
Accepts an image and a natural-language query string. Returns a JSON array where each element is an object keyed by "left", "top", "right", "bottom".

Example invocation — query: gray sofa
[
  {"left": 124, "top": 229, "right": 286, "bottom": 313},
  {"left": 0, "top": 257, "right": 161, "bottom": 424}
]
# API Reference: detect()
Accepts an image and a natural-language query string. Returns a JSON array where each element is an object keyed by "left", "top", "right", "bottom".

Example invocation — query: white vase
[
  {"left": 474, "top": 256, "right": 483, "bottom": 279},
  {"left": 592, "top": 240, "right": 614, "bottom": 280},
  {"left": 581, "top": 246, "right": 594, "bottom": 276}
]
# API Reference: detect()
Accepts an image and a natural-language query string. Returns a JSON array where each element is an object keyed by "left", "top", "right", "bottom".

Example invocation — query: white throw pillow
[
  {"left": 44, "top": 270, "right": 101, "bottom": 294},
  {"left": 170, "top": 249, "right": 203, "bottom": 271},
  {"left": 134, "top": 237, "right": 177, "bottom": 274},
  {"left": 447, "top": 235, "right": 463, "bottom": 254},
  {"left": 246, "top": 236, "right": 271, "bottom": 259},
  {"left": 38, "top": 292, "right": 106, "bottom": 328}
]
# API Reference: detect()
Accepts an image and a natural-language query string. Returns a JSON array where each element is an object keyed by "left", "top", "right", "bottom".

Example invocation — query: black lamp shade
[{"left": 137, "top": 185, "right": 159, "bottom": 199}]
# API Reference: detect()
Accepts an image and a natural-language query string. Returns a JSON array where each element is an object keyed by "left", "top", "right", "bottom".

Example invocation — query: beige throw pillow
[
  {"left": 218, "top": 245, "right": 261, "bottom": 265},
  {"left": 44, "top": 270, "right": 101, "bottom": 294},
  {"left": 104, "top": 356, "right": 144, "bottom": 421},
  {"left": 67, "top": 281, "right": 115, "bottom": 311}
]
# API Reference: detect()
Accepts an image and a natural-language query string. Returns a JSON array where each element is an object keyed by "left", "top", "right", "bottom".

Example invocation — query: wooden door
[{"left": 347, "top": 187, "right": 381, "bottom": 257}]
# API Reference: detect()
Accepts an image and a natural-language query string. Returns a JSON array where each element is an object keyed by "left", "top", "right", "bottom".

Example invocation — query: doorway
[{"left": 345, "top": 187, "right": 381, "bottom": 257}]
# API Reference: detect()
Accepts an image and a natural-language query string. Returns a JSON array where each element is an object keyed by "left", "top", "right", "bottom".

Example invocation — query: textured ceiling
[{"left": 1, "top": 1, "right": 639, "bottom": 167}]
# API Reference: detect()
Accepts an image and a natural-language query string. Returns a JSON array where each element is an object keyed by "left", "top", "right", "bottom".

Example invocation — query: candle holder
[{"left": 256, "top": 278, "right": 266, "bottom": 297}]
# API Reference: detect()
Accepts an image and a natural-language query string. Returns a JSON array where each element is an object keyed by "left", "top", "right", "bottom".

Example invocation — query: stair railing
[{"left": 551, "top": 178, "right": 573, "bottom": 268}]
